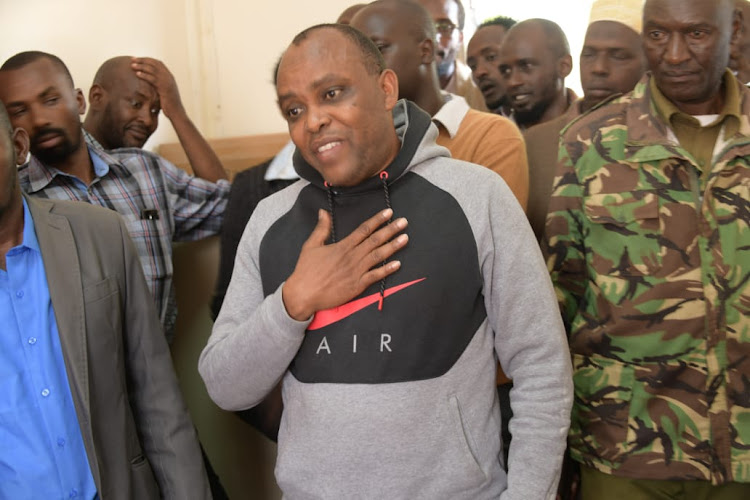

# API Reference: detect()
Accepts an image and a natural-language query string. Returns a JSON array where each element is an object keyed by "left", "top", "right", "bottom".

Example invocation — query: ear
[
  {"left": 88, "top": 84, "right": 106, "bottom": 109},
  {"left": 12, "top": 127, "right": 30, "bottom": 165},
  {"left": 75, "top": 88, "right": 86, "bottom": 116},
  {"left": 558, "top": 54, "right": 573, "bottom": 79},
  {"left": 419, "top": 38, "right": 435, "bottom": 65},
  {"left": 380, "top": 69, "right": 399, "bottom": 109},
  {"left": 731, "top": 7, "right": 743, "bottom": 49}
]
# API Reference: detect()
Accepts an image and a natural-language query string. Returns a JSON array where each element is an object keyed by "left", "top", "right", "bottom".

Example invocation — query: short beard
[{"left": 513, "top": 100, "right": 549, "bottom": 128}]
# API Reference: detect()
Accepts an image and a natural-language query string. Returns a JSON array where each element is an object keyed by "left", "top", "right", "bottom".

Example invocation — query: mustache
[{"left": 30, "top": 126, "right": 66, "bottom": 146}]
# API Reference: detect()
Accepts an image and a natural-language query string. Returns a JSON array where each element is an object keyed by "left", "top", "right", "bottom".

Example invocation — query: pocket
[
  {"left": 83, "top": 276, "right": 118, "bottom": 304},
  {"left": 584, "top": 192, "right": 662, "bottom": 277},
  {"left": 569, "top": 354, "right": 634, "bottom": 468},
  {"left": 448, "top": 394, "right": 487, "bottom": 482},
  {"left": 130, "top": 454, "right": 160, "bottom": 498}
]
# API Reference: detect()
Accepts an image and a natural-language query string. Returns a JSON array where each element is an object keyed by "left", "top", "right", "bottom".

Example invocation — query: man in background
[
  {"left": 83, "top": 56, "right": 226, "bottom": 183},
  {"left": 351, "top": 0, "right": 528, "bottom": 207},
  {"left": 0, "top": 101, "right": 209, "bottom": 499},
  {"left": 546, "top": 0, "right": 750, "bottom": 497},
  {"left": 498, "top": 18, "right": 576, "bottom": 130},
  {"left": 417, "top": 0, "right": 488, "bottom": 111},
  {"left": 524, "top": 0, "right": 646, "bottom": 240},
  {"left": 0, "top": 51, "right": 229, "bottom": 340},
  {"left": 467, "top": 15, "right": 517, "bottom": 117}
]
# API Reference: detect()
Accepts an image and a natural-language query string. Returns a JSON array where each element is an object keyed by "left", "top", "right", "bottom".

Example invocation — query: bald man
[
  {"left": 498, "top": 18, "right": 576, "bottom": 129},
  {"left": 350, "top": 0, "right": 528, "bottom": 207},
  {"left": 337, "top": 3, "right": 367, "bottom": 24},
  {"left": 84, "top": 56, "right": 226, "bottom": 182},
  {"left": 524, "top": 0, "right": 646, "bottom": 240},
  {"left": 546, "top": 0, "right": 750, "bottom": 497}
]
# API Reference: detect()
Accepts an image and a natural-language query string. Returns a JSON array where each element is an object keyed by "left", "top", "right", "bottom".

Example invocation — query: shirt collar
[
  {"left": 650, "top": 69, "right": 741, "bottom": 134},
  {"left": 19, "top": 196, "right": 41, "bottom": 254},
  {"left": 25, "top": 143, "right": 112, "bottom": 193},
  {"left": 264, "top": 140, "right": 299, "bottom": 181},
  {"left": 432, "top": 93, "right": 470, "bottom": 139}
]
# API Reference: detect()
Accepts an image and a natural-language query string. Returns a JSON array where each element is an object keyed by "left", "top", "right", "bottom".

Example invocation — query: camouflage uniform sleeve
[{"left": 544, "top": 134, "right": 585, "bottom": 333}]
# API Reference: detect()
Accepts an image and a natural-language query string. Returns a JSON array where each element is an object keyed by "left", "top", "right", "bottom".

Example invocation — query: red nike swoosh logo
[{"left": 307, "top": 278, "right": 426, "bottom": 331}]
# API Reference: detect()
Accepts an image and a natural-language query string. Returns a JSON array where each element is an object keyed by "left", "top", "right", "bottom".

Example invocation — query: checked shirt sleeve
[{"left": 160, "top": 157, "right": 230, "bottom": 242}]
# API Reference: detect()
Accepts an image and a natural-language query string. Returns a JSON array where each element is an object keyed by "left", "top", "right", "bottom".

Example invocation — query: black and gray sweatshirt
[{"left": 199, "top": 101, "right": 572, "bottom": 499}]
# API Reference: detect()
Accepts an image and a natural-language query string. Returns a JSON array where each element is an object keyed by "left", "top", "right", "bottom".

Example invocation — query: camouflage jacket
[{"left": 545, "top": 74, "right": 750, "bottom": 484}]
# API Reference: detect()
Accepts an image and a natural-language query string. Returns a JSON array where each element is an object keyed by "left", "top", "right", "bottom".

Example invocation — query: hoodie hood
[{"left": 292, "top": 100, "right": 447, "bottom": 194}]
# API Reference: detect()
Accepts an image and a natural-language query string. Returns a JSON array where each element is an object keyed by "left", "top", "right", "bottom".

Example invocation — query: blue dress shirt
[{"left": 0, "top": 198, "right": 97, "bottom": 499}]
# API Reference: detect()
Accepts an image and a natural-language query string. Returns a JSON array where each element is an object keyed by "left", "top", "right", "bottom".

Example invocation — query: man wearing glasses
[{"left": 418, "top": 0, "right": 488, "bottom": 111}]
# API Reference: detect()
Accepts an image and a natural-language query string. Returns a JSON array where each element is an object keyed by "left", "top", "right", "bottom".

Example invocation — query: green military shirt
[{"left": 545, "top": 73, "right": 750, "bottom": 484}]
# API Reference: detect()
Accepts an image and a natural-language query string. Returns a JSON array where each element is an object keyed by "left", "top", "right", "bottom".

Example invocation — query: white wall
[{"left": 1, "top": 0, "right": 595, "bottom": 148}]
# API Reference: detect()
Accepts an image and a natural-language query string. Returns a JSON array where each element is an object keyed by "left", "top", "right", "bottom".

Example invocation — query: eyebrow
[
  {"left": 6, "top": 85, "right": 57, "bottom": 108},
  {"left": 278, "top": 73, "right": 348, "bottom": 103}
]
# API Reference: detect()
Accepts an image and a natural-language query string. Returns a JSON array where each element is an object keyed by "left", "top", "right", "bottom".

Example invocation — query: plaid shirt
[{"left": 18, "top": 130, "right": 229, "bottom": 340}]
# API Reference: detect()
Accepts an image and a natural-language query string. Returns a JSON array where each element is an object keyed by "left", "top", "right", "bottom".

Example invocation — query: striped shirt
[{"left": 18, "top": 131, "right": 229, "bottom": 340}]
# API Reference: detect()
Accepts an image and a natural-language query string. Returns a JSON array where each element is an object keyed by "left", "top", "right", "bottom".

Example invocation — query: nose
[
  {"left": 138, "top": 106, "right": 155, "bottom": 130},
  {"left": 591, "top": 53, "right": 610, "bottom": 76},
  {"left": 473, "top": 61, "right": 489, "bottom": 82},
  {"left": 304, "top": 105, "right": 330, "bottom": 133},
  {"left": 29, "top": 104, "right": 51, "bottom": 131},
  {"left": 506, "top": 68, "right": 523, "bottom": 89},
  {"left": 664, "top": 33, "right": 690, "bottom": 65}
]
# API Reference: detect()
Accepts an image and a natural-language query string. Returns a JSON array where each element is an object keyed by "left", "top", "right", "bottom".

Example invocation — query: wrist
[{"left": 282, "top": 278, "right": 313, "bottom": 321}]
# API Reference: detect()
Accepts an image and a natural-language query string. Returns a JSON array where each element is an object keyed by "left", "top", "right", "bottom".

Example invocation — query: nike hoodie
[{"left": 199, "top": 101, "right": 573, "bottom": 499}]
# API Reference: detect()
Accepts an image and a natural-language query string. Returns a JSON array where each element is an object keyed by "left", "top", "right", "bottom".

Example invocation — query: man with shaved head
[
  {"left": 200, "top": 22, "right": 572, "bottom": 499},
  {"left": 546, "top": 0, "right": 750, "bottom": 497},
  {"left": 83, "top": 56, "right": 226, "bottom": 182},
  {"left": 498, "top": 18, "right": 576, "bottom": 129},
  {"left": 337, "top": 2, "right": 367, "bottom": 24},
  {"left": 350, "top": 0, "right": 528, "bottom": 206},
  {"left": 0, "top": 51, "right": 229, "bottom": 341}
]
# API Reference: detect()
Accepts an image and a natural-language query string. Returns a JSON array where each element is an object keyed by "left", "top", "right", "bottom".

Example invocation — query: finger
[
  {"left": 301, "top": 209, "right": 332, "bottom": 249},
  {"left": 365, "top": 233, "right": 408, "bottom": 268},
  {"left": 345, "top": 208, "right": 393, "bottom": 247},
  {"left": 358, "top": 216, "right": 408, "bottom": 255},
  {"left": 359, "top": 260, "right": 402, "bottom": 289}
]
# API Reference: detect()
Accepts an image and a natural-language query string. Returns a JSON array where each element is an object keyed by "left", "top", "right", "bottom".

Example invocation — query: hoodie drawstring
[{"left": 324, "top": 171, "right": 393, "bottom": 311}]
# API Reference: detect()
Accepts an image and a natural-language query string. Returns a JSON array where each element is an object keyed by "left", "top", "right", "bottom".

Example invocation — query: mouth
[
  {"left": 34, "top": 132, "right": 63, "bottom": 149},
  {"left": 584, "top": 87, "right": 615, "bottom": 99},
  {"left": 126, "top": 126, "right": 150, "bottom": 144},
  {"left": 660, "top": 70, "right": 699, "bottom": 82},
  {"left": 312, "top": 139, "right": 343, "bottom": 162},
  {"left": 510, "top": 92, "right": 533, "bottom": 109},
  {"left": 479, "top": 81, "right": 497, "bottom": 95}
]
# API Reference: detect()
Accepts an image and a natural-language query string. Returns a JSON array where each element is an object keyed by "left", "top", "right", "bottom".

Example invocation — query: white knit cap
[{"left": 588, "top": 0, "right": 645, "bottom": 34}]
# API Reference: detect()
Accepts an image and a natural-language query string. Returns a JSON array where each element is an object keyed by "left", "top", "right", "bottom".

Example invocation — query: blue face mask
[{"left": 437, "top": 59, "right": 455, "bottom": 78}]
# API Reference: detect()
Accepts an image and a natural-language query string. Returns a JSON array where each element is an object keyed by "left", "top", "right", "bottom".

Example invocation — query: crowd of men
[{"left": 1, "top": 0, "right": 749, "bottom": 498}]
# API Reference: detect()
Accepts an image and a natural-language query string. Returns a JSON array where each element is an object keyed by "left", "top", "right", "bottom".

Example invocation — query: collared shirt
[
  {"left": 0, "top": 198, "right": 97, "bottom": 499},
  {"left": 650, "top": 69, "right": 742, "bottom": 173},
  {"left": 444, "top": 59, "right": 489, "bottom": 112},
  {"left": 18, "top": 130, "right": 229, "bottom": 340},
  {"left": 264, "top": 140, "right": 299, "bottom": 181},
  {"left": 432, "top": 92, "right": 469, "bottom": 138}
]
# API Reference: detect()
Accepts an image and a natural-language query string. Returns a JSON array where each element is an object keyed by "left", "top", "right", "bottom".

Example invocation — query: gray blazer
[{"left": 27, "top": 195, "right": 211, "bottom": 499}]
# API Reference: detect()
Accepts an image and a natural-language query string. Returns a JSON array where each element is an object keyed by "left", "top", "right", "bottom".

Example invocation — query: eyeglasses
[{"left": 435, "top": 20, "right": 458, "bottom": 36}]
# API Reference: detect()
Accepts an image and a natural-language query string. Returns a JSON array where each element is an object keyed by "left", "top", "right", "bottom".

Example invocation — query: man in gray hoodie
[{"left": 199, "top": 23, "right": 572, "bottom": 499}]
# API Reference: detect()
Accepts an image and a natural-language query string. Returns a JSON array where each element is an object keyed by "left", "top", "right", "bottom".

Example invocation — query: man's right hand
[{"left": 282, "top": 208, "right": 408, "bottom": 321}]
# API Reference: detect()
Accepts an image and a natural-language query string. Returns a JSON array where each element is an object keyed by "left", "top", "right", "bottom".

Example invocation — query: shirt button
[
  {"left": 16, "top": 290, "right": 23, "bottom": 298},
  {"left": 41, "top": 388, "right": 50, "bottom": 397},
  {"left": 28, "top": 337, "right": 37, "bottom": 345},
  {"left": 58, "top": 438, "right": 65, "bottom": 447},
  {"left": 69, "top": 489, "right": 78, "bottom": 498}
]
